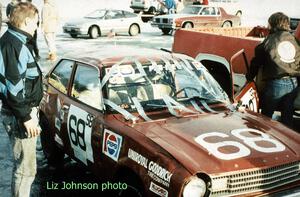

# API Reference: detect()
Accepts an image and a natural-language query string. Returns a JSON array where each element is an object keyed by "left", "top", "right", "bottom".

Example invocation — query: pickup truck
[{"left": 172, "top": 25, "right": 300, "bottom": 111}]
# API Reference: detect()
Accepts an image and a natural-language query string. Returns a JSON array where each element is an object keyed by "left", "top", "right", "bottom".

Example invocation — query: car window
[
  {"left": 71, "top": 63, "right": 103, "bottom": 110},
  {"left": 48, "top": 60, "right": 74, "bottom": 94},
  {"left": 105, "top": 10, "right": 124, "bottom": 20},
  {"left": 180, "top": 6, "right": 202, "bottom": 14},
  {"left": 85, "top": 9, "right": 106, "bottom": 19},
  {"left": 123, "top": 11, "right": 137, "bottom": 18},
  {"left": 200, "top": 7, "right": 215, "bottom": 15}
]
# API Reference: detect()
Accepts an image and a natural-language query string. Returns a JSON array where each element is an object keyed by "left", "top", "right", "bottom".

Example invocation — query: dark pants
[{"left": 261, "top": 77, "right": 298, "bottom": 128}]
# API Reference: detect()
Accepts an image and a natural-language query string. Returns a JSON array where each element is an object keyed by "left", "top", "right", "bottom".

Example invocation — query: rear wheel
[
  {"left": 183, "top": 22, "right": 193, "bottom": 29},
  {"left": 129, "top": 24, "right": 140, "bottom": 36},
  {"left": 236, "top": 11, "right": 242, "bottom": 17},
  {"left": 161, "top": 28, "right": 171, "bottom": 35},
  {"left": 148, "top": 7, "right": 156, "bottom": 14},
  {"left": 222, "top": 21, "right": 232, "bottom": 27},
  {"left": 89, "top": 26, "right": 100, "bottom": 39},
  {"left": 40, "top": 114, "right": 64, "bottom": 168}
]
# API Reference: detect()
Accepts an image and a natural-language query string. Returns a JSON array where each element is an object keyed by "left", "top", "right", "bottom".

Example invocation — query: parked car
[
  {"left": 62, "top": 9, "right": 142, "bottom": 38},
  {"left": 290, "top": 17, "right": 300, "bottom": 30},
  {"left": 152, "top": 5, "right": 241, "bottom": 34},
  {"left": 39, "top": 48, "right": 300, "bottom": 197},
  {"left": 130, "top": 0, "right": 163, "bottom": 14}
]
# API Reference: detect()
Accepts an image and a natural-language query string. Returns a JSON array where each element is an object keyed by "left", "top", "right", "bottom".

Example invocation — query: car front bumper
[{"left": 63, "top": 27, "right": 88, "bottom": 35}]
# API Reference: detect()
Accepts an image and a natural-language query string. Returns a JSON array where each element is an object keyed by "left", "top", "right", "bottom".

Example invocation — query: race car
[{"left": 39, "top": 49, "right": 300, "bottom": 197}]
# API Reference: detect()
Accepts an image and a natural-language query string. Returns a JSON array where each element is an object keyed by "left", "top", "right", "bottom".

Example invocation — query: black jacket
[
  {"left": 0, "top": 24, "right": 43, "bottom": 122},
  {"left": 247, "top": 30, "right": 300, "bottom": 81}
]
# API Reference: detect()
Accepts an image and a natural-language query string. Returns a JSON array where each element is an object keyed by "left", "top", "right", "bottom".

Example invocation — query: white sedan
[{"left": 63, "top": 9, "right": 142, "bottom": 38}]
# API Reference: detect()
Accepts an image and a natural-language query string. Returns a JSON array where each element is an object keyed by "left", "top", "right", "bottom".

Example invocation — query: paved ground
[{"left": 0, "top": 22, "right": 300, "bottom": 197}]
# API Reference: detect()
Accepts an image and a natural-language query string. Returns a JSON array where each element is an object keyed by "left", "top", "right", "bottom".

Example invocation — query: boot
[{"left": 47, "top": 53, "right": 57, "bottom": 61}]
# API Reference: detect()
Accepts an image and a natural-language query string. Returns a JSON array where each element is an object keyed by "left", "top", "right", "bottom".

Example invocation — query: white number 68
[{"left": 195, "top": 128, "right": 285, "bottom": 160}]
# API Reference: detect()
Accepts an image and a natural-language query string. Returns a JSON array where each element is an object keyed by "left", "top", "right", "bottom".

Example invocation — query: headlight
[{"left": 183, "top": 177, "right": 206, "bottom": 197}]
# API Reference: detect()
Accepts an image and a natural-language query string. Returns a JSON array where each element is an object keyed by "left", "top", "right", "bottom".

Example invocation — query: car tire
[
  {"left": 116, "top": 172, "right": 144, "bottom": 197},
  {"left": 40, "top": 114, "right": 64, "bottom": 169},
  {"left": 183, "top": 22, "right": 193, "bottom": 29},
  {"left": 222, "top": 21, "right": 232, "bottom": 27},
  {"left": 162, "top": 28, "right": 171, "bottom": 35},
  {"left": 236, "top": 11, "right": 242, "bottom": 17},
  {"left": 129, "top": 24, "right": 140, "bottom": 36},
  {"left": 70, "top": 34, "right": 77, "bottom": 38},
  {"left": 148, "top": 7, "right": 156, "bottom": 15},
  {"left": 89, "top": 26, "right": 99, "bottom": 39}
]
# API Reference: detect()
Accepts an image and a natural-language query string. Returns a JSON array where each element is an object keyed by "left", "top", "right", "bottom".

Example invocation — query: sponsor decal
[
  {"left": 54, "top": 134, "right": 64, "bottom": 146},
  {"left": 149, "top": 182, "right": 168, "bottom": 197},
  {"left": 55, "top": 117, "right": 61, "bottom": 131},
  {"left": 277, "top": 41, "right": 296, "bottom": 63},
  {"left": 103, "top": 129, "right": 123, "bottom": 162},
  {"left": 128, "top": 148, "right": 173, "bottom": 187},
  {"left": 67, "top": 105, "right": 94, "bottom": 165}
]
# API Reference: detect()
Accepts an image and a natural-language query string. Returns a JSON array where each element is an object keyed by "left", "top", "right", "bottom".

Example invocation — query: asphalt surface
[{"left": 0, "top": 22, "right": 300, "bottom": 197}]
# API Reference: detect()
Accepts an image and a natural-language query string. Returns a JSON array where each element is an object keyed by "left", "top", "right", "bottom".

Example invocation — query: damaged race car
[{"left": 39, "top": 50, "right": 300, "bottom": 197}]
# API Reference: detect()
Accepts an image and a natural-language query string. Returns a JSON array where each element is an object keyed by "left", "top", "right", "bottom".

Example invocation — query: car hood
[
  {"left": 132, "top": 111, "right": 300, "bottom": 175},
  {"left": 154, "top": 14, "right": 194, "bottom": 20},
  {"left": 64, "top": 17, "right": 98, "bottom": 26}
]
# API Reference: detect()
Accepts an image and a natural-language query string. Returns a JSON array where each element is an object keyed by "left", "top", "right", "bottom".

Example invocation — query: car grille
[
  {"left": 162, "top": 18, "right": 169, "bottom": 23},
  {"left": 210, "top": 161, "right": 300, "bottom": 196}
]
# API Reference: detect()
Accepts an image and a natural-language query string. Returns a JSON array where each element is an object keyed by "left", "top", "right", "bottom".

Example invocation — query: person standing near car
[
  {"left": 246, "top": 12, "right": 300, "bottom": 128},
  {"left": 42, "top": 0, "right": 59, "bottom": 61},
  {"left": 164, "top": 0, "right": 176, "bottom": 14},
  {"left": 0, "top": 2, "right": 43, "bottom": 197}
]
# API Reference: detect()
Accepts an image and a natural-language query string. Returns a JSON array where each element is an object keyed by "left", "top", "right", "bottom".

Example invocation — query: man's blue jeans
[
  {"left": 1, "top": 107, "right": 39, "bottom": 197},
  {"left": 261, "top": 77, "right": 298, "bottom": 128}
]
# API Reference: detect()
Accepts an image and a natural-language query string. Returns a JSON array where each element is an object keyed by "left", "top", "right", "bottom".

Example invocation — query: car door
[
  {"left": 196, "top": 7, "right": 220, "bottom": 27},
  {"left": 61, "top": 62, "right": 105, "bottom": 166},
  {"left": 230, "top": 49, "right": 259, "bottom": 112},
  {"left": 45, "top": 59, "right": 75, "bottom": 149},
  {"left": 101, "top": 10, "right": 127, "bottom": 34},
  {"left": 195, "top": 50, "right": 259, "bottom": 112}
]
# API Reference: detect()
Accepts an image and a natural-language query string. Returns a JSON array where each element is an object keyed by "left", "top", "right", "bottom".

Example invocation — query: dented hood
[{"left": 132, "top": 111, "right": 300, "bottom": 175}]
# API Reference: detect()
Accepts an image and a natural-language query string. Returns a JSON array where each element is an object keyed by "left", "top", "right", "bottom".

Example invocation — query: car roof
[{"left": 63, "top": 46, "right": 189, "bottom": 69}]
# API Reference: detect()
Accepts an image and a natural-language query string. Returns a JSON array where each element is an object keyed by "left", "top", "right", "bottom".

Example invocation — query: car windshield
[
  {"left": 102, "top": 55, "right": 229, "bottom": 121},
  {"left": 179, "top": 6, "right": 202, "bottom": 14},
  {"left": 85, "top": 9, "right": 106, "bottom": 19}
]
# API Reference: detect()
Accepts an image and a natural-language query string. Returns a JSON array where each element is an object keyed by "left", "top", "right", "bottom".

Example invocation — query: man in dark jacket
[
  {"left": 0, "top": 2, "right": 42, "bottom": 197},
  {"left": 247, "top": 12, "right": 300, "bottom": 128}
]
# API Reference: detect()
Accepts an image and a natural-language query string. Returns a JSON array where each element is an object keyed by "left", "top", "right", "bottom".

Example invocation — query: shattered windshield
[
  {"left": 85, "top": 10, "right": 106, "bottom": 19},
  {"left": 179, "top": 6, "right": 202, "bottom": 14},
  {"left": 102, "top": 55, "right": 229, "bottom": 121}
]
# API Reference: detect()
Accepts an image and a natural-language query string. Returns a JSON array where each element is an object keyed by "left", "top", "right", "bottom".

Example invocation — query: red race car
[{"left": 39, "top": 50, "right": 300, "bottom": 197}]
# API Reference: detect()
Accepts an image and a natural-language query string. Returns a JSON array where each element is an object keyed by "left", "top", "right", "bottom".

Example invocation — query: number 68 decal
[{"left": 195, "top": 128, "right": 285, "bottom": 160}]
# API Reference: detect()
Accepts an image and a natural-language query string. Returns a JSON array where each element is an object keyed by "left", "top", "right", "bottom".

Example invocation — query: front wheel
[
  {"left": 161, "top": 28, "right": 171, "bottom": 35},
  {"left": 40, "top": 114, "right": 64, "bottom": 168},
  {"left": 70, "top": 34, "right": 77, "bottom": 38},
  {"left": 129, "top": 24, "right": 140, "bottom": 36},
  {"left": 183, "top": 22, "right": 193, "bottom": 29}
]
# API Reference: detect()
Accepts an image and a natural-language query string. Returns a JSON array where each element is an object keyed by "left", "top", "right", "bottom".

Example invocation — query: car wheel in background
[
  {"left": 236, "top": 11, "right": 242, "bottom": 17},
  {"left": 70, "top": 34, "right": 77, "bottom": 38},
  {"left": 161, "top": 28, "right": 171, "bottom": 35},
  {"left": 129, "top": 24, "right": 140, "bottom": 36},
  {"left": 222, "top": 21, "right": 232, "bottom": 27},
  {"left": 40, "top": 114, "right": 64, "bottom": 169},
  {"left": 89, "top": 26, "right": 100, "bottom": 39},
  {"left": 148, "top": 6, "right": 156, "bottom": 14},
  {"left": 183, "top": 22, "right": 193, "bottom": 29}
]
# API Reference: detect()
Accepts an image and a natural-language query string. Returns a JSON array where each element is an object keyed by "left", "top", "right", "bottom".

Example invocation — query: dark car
[{"left": 39, "top": 50, "right": 300, "bottom": 197}]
